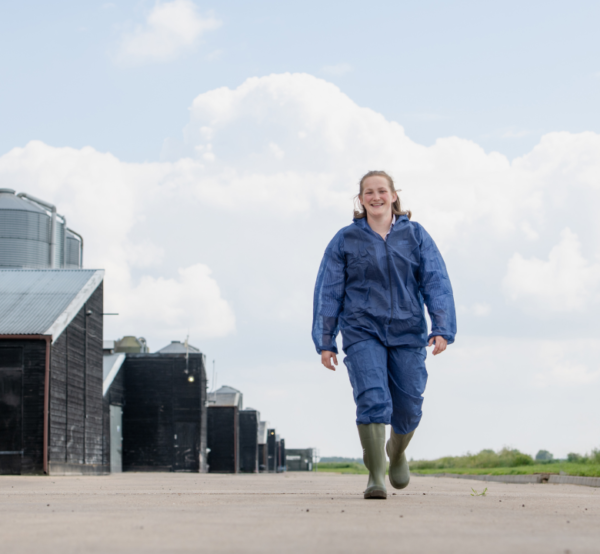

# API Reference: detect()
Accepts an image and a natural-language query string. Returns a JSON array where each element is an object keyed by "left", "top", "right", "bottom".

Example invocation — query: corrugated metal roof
[
  {"left": 156, "top": 340, "right": 201, "bottom": 354},
  {"left": 258, "top": 421, "right": 269, "bottom": 444},
  {"left": 208, "top": 385, "right": 243, "bottom": 408},
  {"left": 215, "top": 385, "right": 241, "bottom": 394},
  {"left": 103, "top": 352, "right": 125, "bottom": 396},
  {"left": 0, "top": 190, "right": 47, "bottom": 213},
  {"left": 0, "top": 269, "right": 104, "bottom": 339}
]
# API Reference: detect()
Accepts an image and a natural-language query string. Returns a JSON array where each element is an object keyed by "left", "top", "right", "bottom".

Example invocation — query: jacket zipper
[{"left": 384, "top": 240, "right": 394, "bottom": 325}]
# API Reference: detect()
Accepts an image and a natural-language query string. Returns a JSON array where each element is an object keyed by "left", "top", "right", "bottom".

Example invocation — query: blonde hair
[{"left": 353, "top": 170, "right": 411, "bottom": 220}]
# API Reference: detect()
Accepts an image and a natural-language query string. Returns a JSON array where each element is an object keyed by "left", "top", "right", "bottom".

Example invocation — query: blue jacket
[{"left": 312, "top": 216, "right": 456, "bottom": 354}]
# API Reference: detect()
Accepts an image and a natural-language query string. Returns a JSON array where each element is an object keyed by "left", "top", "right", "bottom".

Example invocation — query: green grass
[
  {"left": 315, "top": 462, "right": 368, "bottom": 474},
  {"left": 314, "top": 460, "right": 600, "bottom": 478},
  {"left": 411, "top": 463, "right": 600, "bottom": 477},
  {"left": 410, "top": 447, "right": 536, "bottom": 469}
]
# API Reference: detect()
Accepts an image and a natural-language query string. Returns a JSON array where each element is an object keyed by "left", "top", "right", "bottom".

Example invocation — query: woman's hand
[
  {"left": 321, "top": 350, "right": 338, "bottom": 371},
  {"left": 428, "top": 336, "right": 448, "bottom": 356}
]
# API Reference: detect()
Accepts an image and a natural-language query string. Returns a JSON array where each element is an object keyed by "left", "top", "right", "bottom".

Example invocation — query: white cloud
[
  {"left": 115, "top": 264, "right": 235, "bottom": 342},
  {"left": 503, "top": 228, "right": 600, "bottom": 312},
  {"left": 124, "top": 239, "right": 165, "bottom": 268},
  {"left": 422, "top": 336, "right": 600, "bottom": 460},
  {"left": 5, "top": 74, "right": 600, "bottom": 340},
  {"left": 116, "top": 0, "right": 221, "bottom": 65},
  {"left": 532, "top": 340, "right": 600, "bottom": 387},
  {"left": 5, "top": 74, "right": 600, "bottom": 338},
  {"left": 321, "top": 63, "right": 353, "bottom": 76},
  {"left": 0, "top": 140, "right": 235, "bottom": 346},
  {"left": 520, "top": 221, "right": 539, "bottom": 241},
  {"left": 4, "top": 73, "right": 600, "bottom": 457}
]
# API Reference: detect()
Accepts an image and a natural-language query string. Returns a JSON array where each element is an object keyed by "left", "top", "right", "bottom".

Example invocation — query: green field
[
  {"left": 314, "top": 461, "right": 600, "bottom": 477},
  {"left": 315, "top": 462, "right": 369, "bottom": 474},
  {"left": 314, "top": 447, "right": 600, "bottom": 477},
  {"left": 411, "top": 464, "right": 600, "bottom": 477}
]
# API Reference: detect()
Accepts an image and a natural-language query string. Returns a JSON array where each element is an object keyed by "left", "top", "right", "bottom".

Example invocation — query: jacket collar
[{"left": 353, "top": 214, "right": 408, "bottom": 232}]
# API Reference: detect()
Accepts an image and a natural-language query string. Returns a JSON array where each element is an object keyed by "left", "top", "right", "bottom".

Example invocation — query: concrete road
[{"left": 1, "top": 472, "right": 599, "bottom": 554}]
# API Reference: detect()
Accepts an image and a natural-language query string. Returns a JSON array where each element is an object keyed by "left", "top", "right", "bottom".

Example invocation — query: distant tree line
[
  {"left": 410, "top": 448, "right": 535, "bottom": 470},
  {"left": 322, "top": 447, "right": 600, "bottom": 469},
  {"left": 409, "top": 447, "right": 600, "bottom": 470},
  {"left": 319, "top": 456, "right": 364, "bottom": 463},
  {"left": 565, "top": 449, "right": 600, "bottom": 464}
]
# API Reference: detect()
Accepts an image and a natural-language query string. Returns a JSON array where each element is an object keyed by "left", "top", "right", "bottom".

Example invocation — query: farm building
[
  {"left": 102, "top": 339, "right": 208, "bottom": 472},
  {"left": 102, "top": 351, "right": 125, "bottom": 473},
  {"left": 206, "top": 385, "right": 243, "bottom": 473},
  {"left": 258, "top": 421, "right": 268, "bottom": 472},
  {"left": 207, "top": 405, "right": 238, "bottom": 473},
  {"left": 207, "top": 384, "right": 242, "bottom": 408},
  {"left": 0, "top": 269, "right": 105, "bottom": 475},
  {"left": 267, "top": 428, "right": 277, "bottom": 472},
  {"left": 270, "top": 434, "right": 286, "bottom": 472},
  {"left": 239, "top": 408, "right": 260, "bottom": 473},
  {"left": 285, "top": 448, "right": 316, "bottom": 471},
  {"left": 279, "top": 438, "right": 286, "bottom": 472}
]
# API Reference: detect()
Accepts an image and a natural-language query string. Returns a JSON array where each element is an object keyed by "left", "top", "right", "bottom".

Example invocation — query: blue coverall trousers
[{"left": 343, "top": 338, "right": 428, "bottom": 435}]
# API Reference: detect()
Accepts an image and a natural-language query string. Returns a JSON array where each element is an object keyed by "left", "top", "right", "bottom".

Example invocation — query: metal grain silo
[
  {"left": 65, "top": 230, "right": 84, "bottom": 268},
  {"left": 0, "top": 189, "right": 82, "bottom": 269}
]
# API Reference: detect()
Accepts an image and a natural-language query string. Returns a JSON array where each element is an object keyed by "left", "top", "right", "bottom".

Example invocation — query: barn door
[
  {"left": 110, "top": 405, "right": 123, "bottom": 473},
  {"left": 0, "top": 347, "right": 23, "bottom": 475},
  {"left": 173, "top": 422, "right": 199, "bottom": 472}
]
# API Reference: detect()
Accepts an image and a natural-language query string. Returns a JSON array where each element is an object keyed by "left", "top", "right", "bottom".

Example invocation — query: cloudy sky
[{"left": 1, "top": 0, "right": 600, "bottom": 460}]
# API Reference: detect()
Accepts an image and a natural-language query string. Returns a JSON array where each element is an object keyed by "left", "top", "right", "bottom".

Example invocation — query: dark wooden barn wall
[
  {"left": 267, "top": 429, "right": 276, "bottom": 473},
  {"left": 122, "top": 354, "right": 207, "bottom": 472},
  {"left": 207, "top": 406, "right": 238, "bottom": 473},
  {"left": 85, "top": 284, "right": 103, "bottom": 467},
  {"left": 48, "top": 282, "right": 105, "bottom": 474},
  {"left": 258, "top": 444, "right": 267, "bottom": 473},
  {"left": 0, "top": 340, "right": 46, "bottom": 475},
  {"left": 239, "top": 410, "right": 258, "bottom": 473},
  {"left": 279, "top": 438, "right": 286, "bottom": 471},
  {"left": 199, "top": 378, "right": 208, "bottom": 473}
]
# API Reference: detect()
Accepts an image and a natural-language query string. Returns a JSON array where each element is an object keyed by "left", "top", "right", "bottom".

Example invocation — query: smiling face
[{"left": 359, "top": 175, "right": 398, "bottom": 220}]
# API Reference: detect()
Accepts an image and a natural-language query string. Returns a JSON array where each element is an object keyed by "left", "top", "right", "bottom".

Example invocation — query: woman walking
[{"left": 312, "top": 171, "right": 456, "bottom": 499}]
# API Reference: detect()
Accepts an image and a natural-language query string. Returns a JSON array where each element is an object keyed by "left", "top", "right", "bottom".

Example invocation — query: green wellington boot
[
  {"left": 386, "top": 428, "right": 415, "bottom": 489},
  {"left": 357, "top": 424, "right": 387, "bottom": 499}
]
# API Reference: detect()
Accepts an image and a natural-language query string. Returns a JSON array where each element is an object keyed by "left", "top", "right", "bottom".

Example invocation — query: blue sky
[
  {"left": 2, "top": 1, "right": 600, "bottom": 460},
  {"left": 2, "top": 0, "right": 599, "bottom": 162}
]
